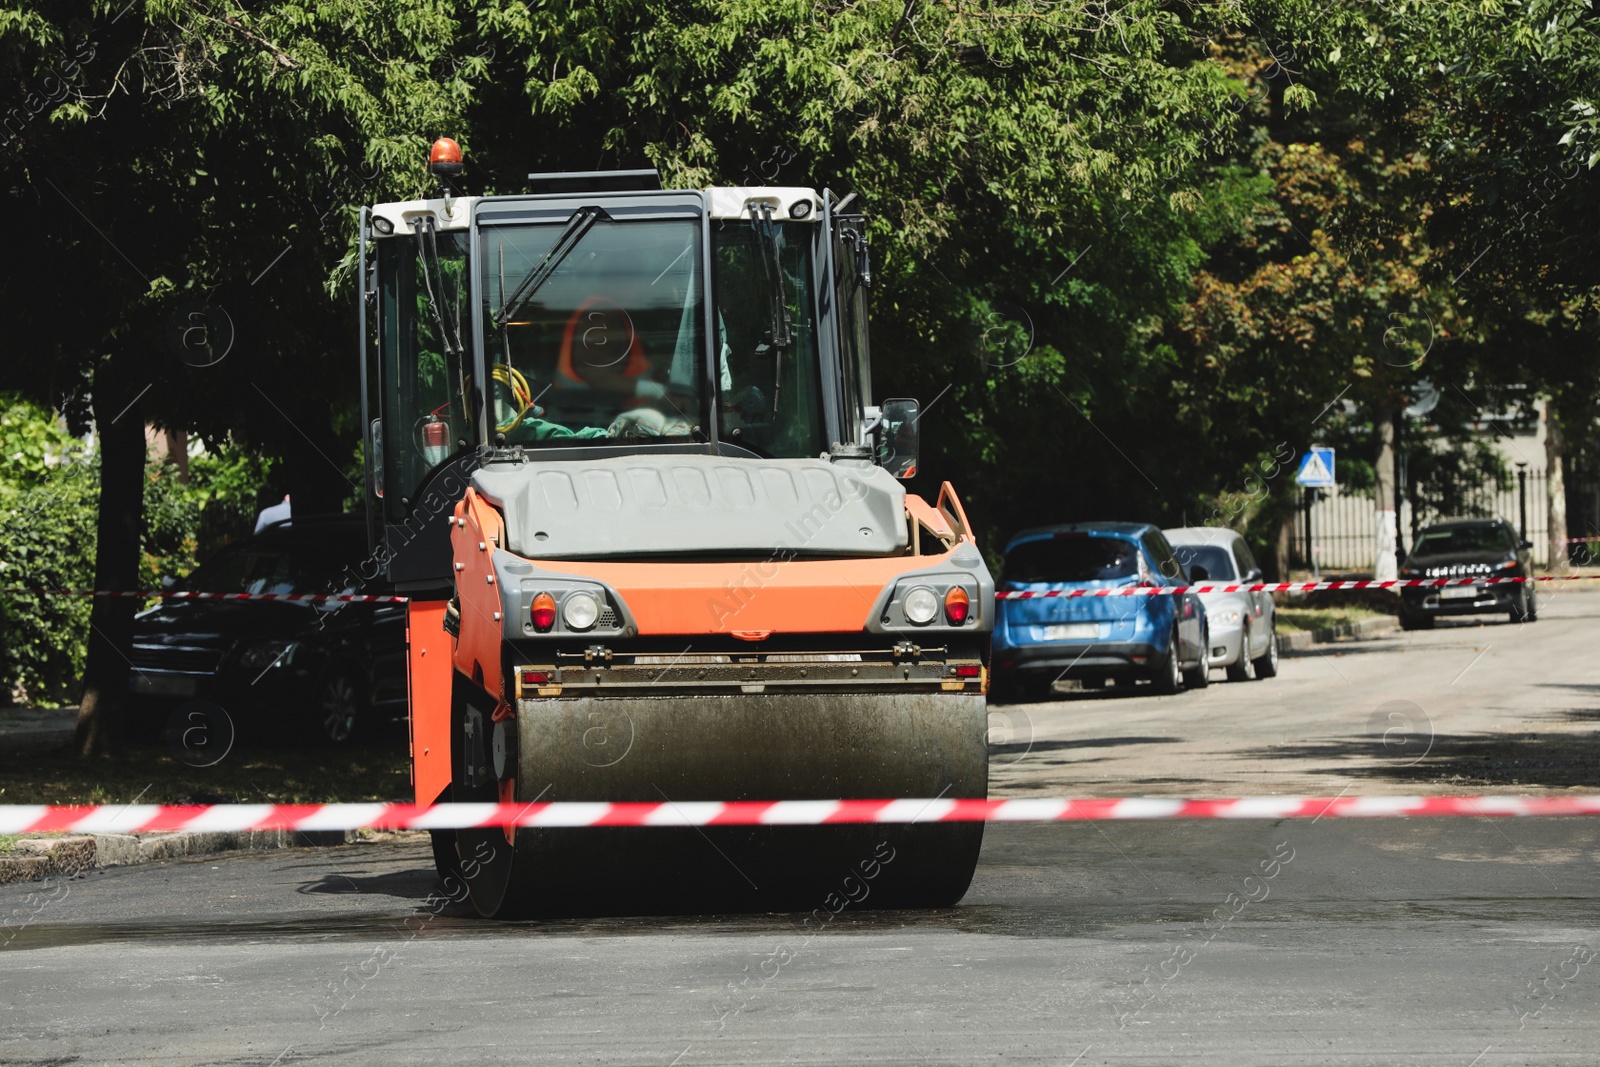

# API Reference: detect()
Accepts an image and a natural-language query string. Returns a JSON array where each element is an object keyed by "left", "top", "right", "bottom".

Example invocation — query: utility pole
[{"left": 1516, "top": 462, "right": 1529, "bottom": 542}]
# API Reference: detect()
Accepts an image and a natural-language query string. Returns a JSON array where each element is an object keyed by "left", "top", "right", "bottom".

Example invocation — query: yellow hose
[{"left": 491, "top": 363, "right": 533, "bottom": 434}]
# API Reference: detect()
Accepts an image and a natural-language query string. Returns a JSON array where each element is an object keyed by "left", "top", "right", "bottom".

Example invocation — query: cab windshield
[{"left": 479, "top": 218, "right": 704, "bottom": 445}]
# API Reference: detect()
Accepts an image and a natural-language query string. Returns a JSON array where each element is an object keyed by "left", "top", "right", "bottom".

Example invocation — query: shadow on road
[
  {"left": 989, "top": 736, "right": 1183, "bottom": 757},
  {"left": 1242, "top": 730, "right": 1600, "bottom": 790},
  {"left": 298, "top": 865, "right": 440, "bottom": 901}
]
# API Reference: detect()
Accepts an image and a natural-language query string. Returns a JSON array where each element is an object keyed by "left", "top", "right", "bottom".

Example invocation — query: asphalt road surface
[{"left": 3, "top": 593, "right": 1597, "bottom": 1066}]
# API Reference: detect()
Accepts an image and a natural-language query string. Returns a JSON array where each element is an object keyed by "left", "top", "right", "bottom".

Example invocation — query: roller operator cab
[{"left": 358, "top": 144, "right": 994, "bottom": 917}]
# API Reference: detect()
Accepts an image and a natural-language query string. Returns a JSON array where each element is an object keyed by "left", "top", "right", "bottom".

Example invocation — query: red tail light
[
  {"left": 521, "top": 670, "right": 550, "bottom": 686},
  {"left": 954, "top": 664, "right": 981, "bottom": 678},
  {"left": 944, "top": 586, "right": 970, "bottom": 624},
  {"left": 531, "top": 592, "right": 556, "bottom": 632}
]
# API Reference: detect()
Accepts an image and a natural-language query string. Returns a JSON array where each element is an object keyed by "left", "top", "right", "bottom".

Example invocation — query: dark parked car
[
  {"left": 1398, "top": 517, "right": 1536, "bottom": 630},
  {"left": 993, "top": 522, "right": 1209, "bottom": 700},
  {"left": 128, "top": 515, "right": 406, "bottom": 745}
]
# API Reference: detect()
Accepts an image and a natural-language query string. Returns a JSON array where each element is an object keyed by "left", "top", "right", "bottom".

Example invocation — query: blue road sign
[{"left": 1297, "top": 448, "right": 1336, "bottom": 488}]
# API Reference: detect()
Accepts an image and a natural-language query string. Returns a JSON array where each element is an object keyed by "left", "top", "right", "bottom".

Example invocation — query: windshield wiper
[
  {"left": 748, "top": 203, "right": 792, "bottom": 419},
  {"left": 748, "top": 202, "right": 793, "bottom": 351},
  {"left": 413, "top": 216, "right": 469, "bottom": 416},
  {"left": 494, "top": 205, "right": 608, "bottom": 327}
]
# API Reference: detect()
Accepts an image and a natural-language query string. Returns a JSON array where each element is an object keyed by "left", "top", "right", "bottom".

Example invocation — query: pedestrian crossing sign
[{"left": 1297, "top": 448, "right": 1336, "bottom": 487}]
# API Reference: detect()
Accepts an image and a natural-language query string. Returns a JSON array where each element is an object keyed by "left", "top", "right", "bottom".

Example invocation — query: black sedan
[
  {"left": 1398, "top": 517, "right": 1536, "bottom": 629},
  {"left": 128, "top": 515, "right": 406, "bottom": 746}
]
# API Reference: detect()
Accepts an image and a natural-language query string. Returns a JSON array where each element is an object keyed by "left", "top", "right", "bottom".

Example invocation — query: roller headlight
[
  {"left": 562, "top": 591, "right": 600, "bottom": 632},
  {"left": 903, "top": 586, "right": 939, "bottom": 626}
]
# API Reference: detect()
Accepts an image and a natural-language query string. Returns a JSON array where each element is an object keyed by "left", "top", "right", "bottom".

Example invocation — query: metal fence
[{"left": 1292, "top": 470, "right": 1600, "bottom": 572}]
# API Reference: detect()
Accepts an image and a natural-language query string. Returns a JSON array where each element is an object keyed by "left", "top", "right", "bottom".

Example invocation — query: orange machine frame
[{"left": 408, "top": 483, "right": 982, "bottom": 805}]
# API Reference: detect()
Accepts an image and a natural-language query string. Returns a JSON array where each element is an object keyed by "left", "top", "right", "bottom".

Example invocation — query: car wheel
[
  {"left": 1022, "top": 676, "right": 1058, "bottom": 703},
  {"left": 1182, "top": 625, "right": 1210, "bottom": 689},
  {"left": 310, "top": 669, "right": 365, "bottom": 745},
  {"left": 1399, "top": 609, "right": 1433, "bottom": 632},
  {"left": 1510, "top": 585, "right": 1536, "bottom": 623},
  {"left": 1251, "top": 620, "right": 1279, "bottom": 679},
  {"left": 1151, "top": 628, "right": 1184, "bottom": 694},
  {"left": 1226, "top": 622, "right": 1257, "bottom": 682}
]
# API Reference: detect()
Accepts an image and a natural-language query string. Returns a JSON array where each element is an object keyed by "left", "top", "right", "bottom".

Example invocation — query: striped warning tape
[
  {"left": 5, "top": 574, "right": 1599, "bottom": 605},
  {"left": 3, "top": 795, "right": 1598, "bottom": 835},
  {"left": 995, "top": 574, "right": 1599, "bottom": 599},
  {"left": 0, "top": 588, "right": 408, "bottom": 604}
]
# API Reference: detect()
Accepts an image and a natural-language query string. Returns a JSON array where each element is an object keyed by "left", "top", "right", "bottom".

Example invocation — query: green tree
[{"left": 1, "top": 0, "right": 485, "bottom": 750}]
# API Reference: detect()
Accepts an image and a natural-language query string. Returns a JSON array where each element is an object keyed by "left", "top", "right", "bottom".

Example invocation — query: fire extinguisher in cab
[{"left": 422, "top": 416, "right": 450, "bottom": 467}]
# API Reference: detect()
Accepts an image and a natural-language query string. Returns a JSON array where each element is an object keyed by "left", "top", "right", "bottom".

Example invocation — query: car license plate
[
  {"left": 129, "top": 674, "right": 200, "bottom": 697},
  {"left": 1440, "top": 586, "right": 1480, "bottom": 600},
  {"left": 1042, "top": 623, "right": 1099, "bottom": 640}
]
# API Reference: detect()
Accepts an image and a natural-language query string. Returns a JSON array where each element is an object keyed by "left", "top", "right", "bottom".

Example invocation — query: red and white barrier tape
[
  {"left": 0, "top": 588, "right": 407, "bottom": 604},
  {"left": 995, "top": 575, "right": 1600, "bottom": 599},
  {"left": 6, "top": 574, "right": 1600, "bottom": 605},
  {"left": 4, "top": 795, "right": 1599, "bottom": 835}
]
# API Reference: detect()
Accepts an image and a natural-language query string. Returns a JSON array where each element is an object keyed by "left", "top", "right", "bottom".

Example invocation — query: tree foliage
[{"left": 1, "top": 0, "right": 1595, "bottom": 726}]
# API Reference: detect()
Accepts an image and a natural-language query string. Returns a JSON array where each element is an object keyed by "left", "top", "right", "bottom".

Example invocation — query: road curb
[
  {"left": 0, "top": 827, "right": 358, "bottom": 885},
  {"left": 1277, "top": 614, "right": 1396, "bottom": 653}
]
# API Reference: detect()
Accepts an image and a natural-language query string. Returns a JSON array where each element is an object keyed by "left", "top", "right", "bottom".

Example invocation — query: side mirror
[
  {"left": 1518, "top": 540, "right": 1533, "bottom": 550},
  {"left": 1188, "top": 564, "right": 1210, "bottom": 582},
  {"left": 876, "top": 397, "right": 919, "bottom": 479},
  {"left": 1244, "top": 568, "right": 1263, "bottom": 582}
]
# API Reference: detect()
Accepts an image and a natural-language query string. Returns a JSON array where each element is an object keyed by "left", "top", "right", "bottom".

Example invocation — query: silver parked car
[{"left": 1164, "top": 527, "right": 1279, "bottom": 681}]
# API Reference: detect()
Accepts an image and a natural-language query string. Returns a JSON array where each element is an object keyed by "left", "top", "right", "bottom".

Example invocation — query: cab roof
[{"left": 369, "top": 186, "right": 826, "bottom": 237}]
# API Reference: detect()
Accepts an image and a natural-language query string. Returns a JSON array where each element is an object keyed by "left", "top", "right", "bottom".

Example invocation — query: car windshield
[
  {"left": 1002, "top": 536, "right": 1141, "bottom": 584},
  {"left": 1172, "top": 544, "right": 1237, "bottom": 581},
  {"left": 183, "top": 539, "right": 364, "bottom": 595},
  {"left": 481, "top": 217, "right": 706, "bottom": 446},
  {"left": 1412, "top": 525, "right": 1511, "bottom": 556}
]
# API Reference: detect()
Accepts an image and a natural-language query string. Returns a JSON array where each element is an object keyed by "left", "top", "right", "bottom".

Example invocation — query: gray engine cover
[{"left": 471, "top": 454, "right": 908, "bottom": 560}]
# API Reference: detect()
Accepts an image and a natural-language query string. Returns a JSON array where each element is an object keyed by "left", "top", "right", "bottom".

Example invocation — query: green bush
[
  {"left": 1, "top": 396, "right": 277, "bottom": 705},
  {"left": 0, "top": 396, "right": 98, "bottom": 706}
]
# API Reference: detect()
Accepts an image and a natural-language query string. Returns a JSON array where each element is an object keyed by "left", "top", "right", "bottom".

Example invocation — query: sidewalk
[
  {"left": 0, "top": 705, "right": 77, "bottom": 749},
  {"left": 0, "top": 706, "right": 361, "bottom": 886},
  {"left": 0, "top": 827, "right": 360, "bottom": 886},
  {"left": 1277, "top": 613, "right": 1396, "bottom": 652}
]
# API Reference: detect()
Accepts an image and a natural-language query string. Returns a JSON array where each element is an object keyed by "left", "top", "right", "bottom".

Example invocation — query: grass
[
  {"left": 0, "top": 739, "right": 412, "bottom": 807},
  {"left": 1275, "top": 604, "right": 1393, "bottom": 634}
]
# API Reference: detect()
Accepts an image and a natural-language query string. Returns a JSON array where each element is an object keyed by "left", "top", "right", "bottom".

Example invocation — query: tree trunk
[
  {"left": 1373, "top": 413, "right": 1398, "bottom": 580},
  {"left": 74, "top": 379, "right": 147, "bottom": 756},
  {"left": 1545, "top": 400, "right": 1569, "bottom": 575},
  {"left": 1273, "top": 511, "right": 1293, "bottom": 582}
]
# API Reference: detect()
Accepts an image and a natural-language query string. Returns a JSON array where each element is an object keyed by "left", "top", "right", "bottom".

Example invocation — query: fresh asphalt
[{"left": 3, "top": 592, "right": 1598, "bottom": 1065}]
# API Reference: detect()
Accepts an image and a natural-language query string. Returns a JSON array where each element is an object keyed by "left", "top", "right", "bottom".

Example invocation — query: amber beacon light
[{"left": 429, "top": 137, "right": 463, "bottom": 178}]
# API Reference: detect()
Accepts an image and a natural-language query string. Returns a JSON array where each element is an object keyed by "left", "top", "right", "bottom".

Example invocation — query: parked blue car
[{"left": 992, "top": 522, "right": 1209, "bottom": 701}]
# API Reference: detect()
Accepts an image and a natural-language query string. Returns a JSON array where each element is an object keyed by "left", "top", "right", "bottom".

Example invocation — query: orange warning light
[{"left": 430, "top": 138, "right": 463, "bottom": 166}]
